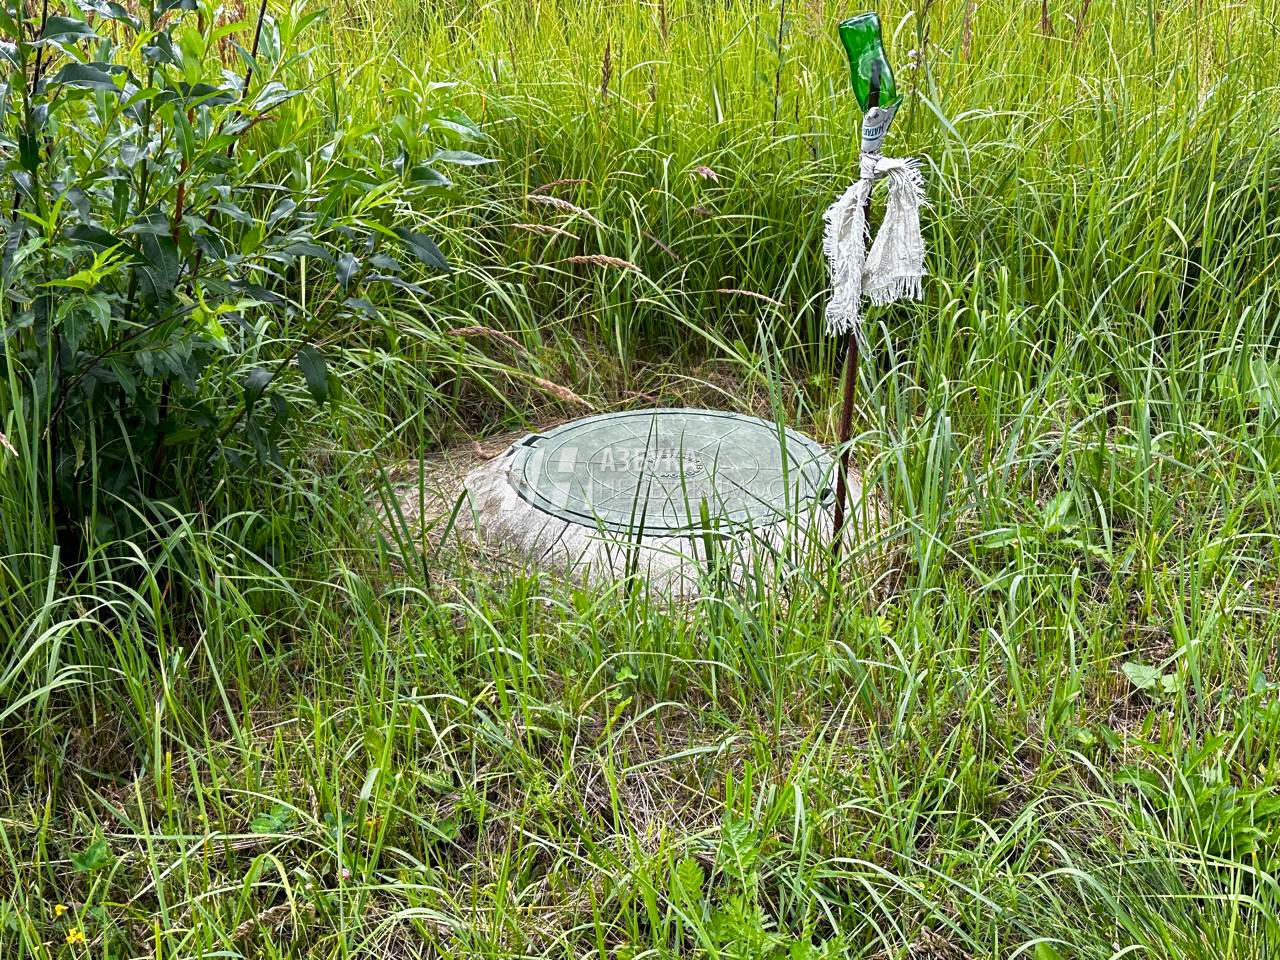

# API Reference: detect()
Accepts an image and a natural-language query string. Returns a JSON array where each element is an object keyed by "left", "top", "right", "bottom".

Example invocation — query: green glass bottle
[{"left": 838, "top": 13, "right": 901, "bottom": 113}]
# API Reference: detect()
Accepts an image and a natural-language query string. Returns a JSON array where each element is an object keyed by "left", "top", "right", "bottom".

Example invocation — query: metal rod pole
[
  {"left": 832, "top": 79, "right": 879, "bottom": 556},
  {"left": 831, "top": 326, "right": 861, "bottom": 554}
]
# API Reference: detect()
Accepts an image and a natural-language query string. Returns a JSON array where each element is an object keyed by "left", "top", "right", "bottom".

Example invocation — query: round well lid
[{"left": 506, "top": 409, "right": 833, "bottom": 534}]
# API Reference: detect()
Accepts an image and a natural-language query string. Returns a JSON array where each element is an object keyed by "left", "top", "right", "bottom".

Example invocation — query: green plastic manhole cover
[{"left": 506, "top": 408, "right": 833, "bottom": 534}]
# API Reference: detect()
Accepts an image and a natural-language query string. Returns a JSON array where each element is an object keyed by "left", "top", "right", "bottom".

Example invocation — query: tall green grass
[
  {"left": 324, "top": 0, "right": 1280, "bottom": 375},
  {"left": 4, "top": 0, "right": 1280, "bottom": 956}
]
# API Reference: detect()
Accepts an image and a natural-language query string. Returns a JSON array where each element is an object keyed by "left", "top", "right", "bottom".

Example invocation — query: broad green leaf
[
  {"left": 1071, "top": 726, "right": 1097, "bottom": 748},
  {"left": 336, "top": 252, "right": 360, "bottom": 288},
  {"left": 408, "top": 165, "right": 451, "bottom": 188},
  {"left": 367, "top": 273, "right": 427, "bottom": 295},
  {"left": 250, "top": 804, "right": 295, "bottom": 834},
  {"left": 143, "top": 32, "right": 178, "bottom": 65},
  {"left": 244, "top": 366, "right": 274, "bottom": 411},
  {"left": 17, "top": 133, "right": 38, "bottom": 173},
  {"left": 251, "top": 80, "right": 302, "bottom": 111},
  {"left": 1122, "top": 661, "right": 1161, "bottom": 692},
  {"left": 51, "top": 62, "right": 129, "bottom": 93},
  {"left": 136, "top": 232, "right": 180, "bottom": 306},
  {"left": 296, "top": 345, "right": 329, "bottom": 405},
  {"left": 267, "top": 199, "right": 296, "bottom": 225},
  {"left": 430, "top": 109, "right": 485, "bottom": 141},
  {"left": 369, "top": 253, "right": 403, "bottom": 273},
  {"left": 394, "top": 228, "right": 450, "bottom": 272},
  {"left": 66, "top": 224, "right": 126, "bottom": 251},
  {"left": 213, "top": 201, "right": 253, "bottom": 225},
  {"left": 39, "top": 16, "right": 97, "bottom": 43},
  {"left": 228, "top": 279, "right": 284, "bottom": 304},
  {"left": 1040, "top": 490, "right": 1076, "bottom": 532},
  {"left": 79, "top": 0, "right": 141, "bottom": 28},
  {"left": 282, "top": 242, "right": 330, "bottom": 261},
  {"left": 429, "top": 148, "right": 496, "bottom": 167},
  {"left": 1098, "top": 723, "right": 1122, "bottom": 752},
  {"left": 981, "top": 527, "right": 1020, "bottom": 551},
  {"left": 71, "top": 836, "right": 113, "bottom": 873}
]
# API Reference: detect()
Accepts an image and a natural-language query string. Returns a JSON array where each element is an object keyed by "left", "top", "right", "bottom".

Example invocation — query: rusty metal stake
[
  {"left": 831, "top": 325, "right": 861, "bottom": 555},
  {"left": 832, "top": 79, "right": 879, "bottom": 556}
]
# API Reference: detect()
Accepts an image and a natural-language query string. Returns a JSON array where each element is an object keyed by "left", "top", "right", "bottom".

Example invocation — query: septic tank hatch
[{"left": 503, "top": 408, "right": 833, "bottom": 534}]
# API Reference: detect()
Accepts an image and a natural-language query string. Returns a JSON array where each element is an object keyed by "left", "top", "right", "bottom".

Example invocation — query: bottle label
[{"left": 861, "top": 100, "right": 900, "bottom": 155}]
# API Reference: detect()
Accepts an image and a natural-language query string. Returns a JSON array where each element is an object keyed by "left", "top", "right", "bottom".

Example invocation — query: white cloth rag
[{"left": 822, "top": 153, "right": 926, "bottom": 338}]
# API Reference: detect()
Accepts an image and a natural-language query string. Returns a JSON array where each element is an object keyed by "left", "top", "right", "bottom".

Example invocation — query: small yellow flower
[
  {"left": 65, "top": 927, "right": 86, "bottom": 945},
  {"left": 363, "top": 814, "right": 383, "bottom": 831},
  {"left": 53, "top": 903, "right": 68, "bottom": 918}
]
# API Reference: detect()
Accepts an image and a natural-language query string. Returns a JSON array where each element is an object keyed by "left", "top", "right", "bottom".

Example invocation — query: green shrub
[{"left": 0, "top": 0, "right": 456, "bottom": 556}]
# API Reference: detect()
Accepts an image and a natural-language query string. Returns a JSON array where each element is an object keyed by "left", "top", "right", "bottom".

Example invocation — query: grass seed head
[
  {"left": 511, "top": 222, "right": 579, "bottom": 239},
  {"left": 526, "top": 194, "right": 604, "bottom": 227},
  {"left": 563, "top": 254, "right": 643, "bottom": 273}
]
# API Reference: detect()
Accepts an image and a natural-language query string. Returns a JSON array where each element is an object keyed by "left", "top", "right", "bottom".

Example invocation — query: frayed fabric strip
[{"left": 823, "top": 154, "right": 926, "bottom": 338}]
